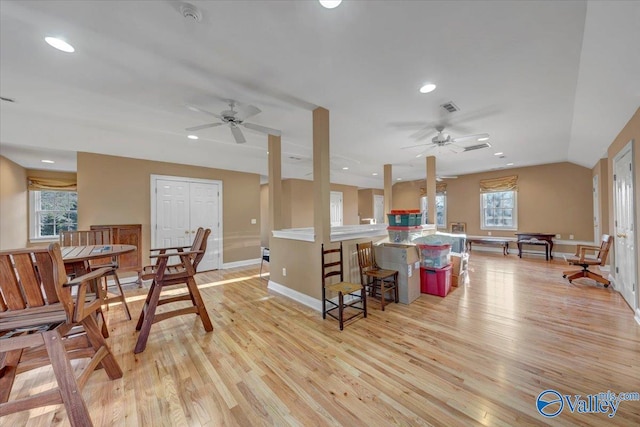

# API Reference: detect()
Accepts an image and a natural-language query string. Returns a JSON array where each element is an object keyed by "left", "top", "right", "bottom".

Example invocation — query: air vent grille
[
  {"left": 441, "top": 102, "right": 459, "bottom": 113},
  {"left": 463, "top": 142, "right": 492, "bottom": 152}
]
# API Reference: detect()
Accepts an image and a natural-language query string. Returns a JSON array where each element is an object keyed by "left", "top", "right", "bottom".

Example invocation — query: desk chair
[
  {"left": 260, "top": 247, "right": 270, "bottom": 280},
  {"left": 356, "top": 241, "right": 399, "bottom": 311},
  {"left": 60, "top": 229, "right": 131, "bottom": 320},
  {"left": 322, "top": 242, "right": 367, "bottom": 330},
  {"left": 563, "top": 234, "right": 612, "bottom": 287}
]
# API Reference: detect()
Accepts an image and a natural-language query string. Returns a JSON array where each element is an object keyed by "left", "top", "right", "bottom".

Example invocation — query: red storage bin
[{"left": 420, "top": 265, "right": 452, "bottom": 297}]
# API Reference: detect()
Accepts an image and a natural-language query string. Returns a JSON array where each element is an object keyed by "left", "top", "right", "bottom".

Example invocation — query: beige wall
[
  {"left": 0, "top": 156, "right": 27, "bottom": 249},
  {"left": 358, "top": 188, "right": 384, "bottom": 222},
  {"left": 77, "top": 152, "right": 261, "bottom": 266},
  {"left": 592, "top": 158, "right": 609, "bottom": 237},
  {"left": 392, "top": 162, "right": 594, "bottom": 241},
  {"left": 605, "top": 107, "right": 640, "bottom": 310},
  {"left": 260, "top": 183, "right": 269, "bottom": 246},
  {"left": 275, "top": 179, "right": 359, "bottom": 229}
]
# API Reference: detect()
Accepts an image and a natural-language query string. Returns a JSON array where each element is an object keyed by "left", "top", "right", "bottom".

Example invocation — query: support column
[
  {"left": 426, "top": 156, "right": 436, "bottom": 225},
  {"left": 384, "top": 164, "right": 392, "bottom": 223},
  {"left": 313, "top": 107, "right": 331, "bottom": 243},
  {"left": 268, "top": 134, "right": 282, "bottom": 234}
]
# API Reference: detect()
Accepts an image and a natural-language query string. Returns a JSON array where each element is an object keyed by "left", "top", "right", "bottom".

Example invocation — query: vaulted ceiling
[{"left": 1, "top": 1, "right": 639, "bottom": 188}]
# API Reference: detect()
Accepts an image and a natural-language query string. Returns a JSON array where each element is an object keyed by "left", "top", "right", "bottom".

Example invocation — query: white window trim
[
  {"left": 480, "top": 190, "right": 518, "bottom": 231},
  {"left": 436, "top": 193, "right": 447, "bottom": 229},
  {"left": 29, "top": 190, "right": 77, "bottom": 243}
]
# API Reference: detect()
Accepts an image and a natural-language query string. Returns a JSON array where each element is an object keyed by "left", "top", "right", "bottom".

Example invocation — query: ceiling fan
[
  {"left": 402, "top": 126, "right": 490, "bottom": 154},
  {"left": 186, "top": 101, "right": 281, "bottom": 144}
]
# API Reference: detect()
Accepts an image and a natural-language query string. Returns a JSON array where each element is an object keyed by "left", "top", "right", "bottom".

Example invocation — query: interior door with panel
[
  {"left": 593, "top": 174, "right": 600, "bottom": 243},
  {"left": 330, "top": 191, "right": 343, "bottom": 227},
  {"left": 613, "top": 143, "right": 637, "bottom": 310},
  {"left": 190, "top": 181, "right": 220, "bottom": 271},
  {"left": 373, "top": 195, "right": 384, "bottom": 225}
]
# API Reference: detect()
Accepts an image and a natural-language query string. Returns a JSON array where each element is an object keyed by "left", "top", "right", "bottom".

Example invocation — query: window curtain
[
  {"left": 479, "top": 175, "right": 517, "bottom": 193},
  {"left": 28, "top": 177, "right": 77, "bottom": 191},
  {"left": 420, "top": 182, "right": 447, "bottom": 195}
]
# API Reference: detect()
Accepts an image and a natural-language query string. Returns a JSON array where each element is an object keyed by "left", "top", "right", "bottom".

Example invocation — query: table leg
[
  {"left": 549, "top": 241, "right": 554, "bottom": 259},
  {"left": 517, "top": 242, "right": 523, "bottom": 258}
]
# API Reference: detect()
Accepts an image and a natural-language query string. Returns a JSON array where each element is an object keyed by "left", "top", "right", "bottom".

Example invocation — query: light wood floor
[{"left": 3, "top": 252, "right": 640, "bottom": 426}]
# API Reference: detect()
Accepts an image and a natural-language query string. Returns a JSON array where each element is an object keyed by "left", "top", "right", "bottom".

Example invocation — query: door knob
[{"left": 185, "top": 231, "right": 189, "bottom": 234}]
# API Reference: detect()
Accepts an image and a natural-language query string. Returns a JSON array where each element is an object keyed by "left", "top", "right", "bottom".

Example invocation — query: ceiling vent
[
  {"left": 180, "top": 3, "right": 202, "bottom": 22},
  {"left": 0, "top": 96, "right": 15, "bottom": 103},
  {"left": 463, "top": 142, "right": 492, "bottom": 152},
  {"left": 440, "top": 101, "right": 459, "bottom": 113}
]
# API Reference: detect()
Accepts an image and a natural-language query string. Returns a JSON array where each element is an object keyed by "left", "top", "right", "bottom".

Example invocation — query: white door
[
  {"left": 593, "top": 174, "right": 600, "bottom": 243},
  {"left": 373, "top": 195, "right": 384, "bottom": 224},
  {"left": 152, "top": 176, "right": 222, "bottom": 272},
  {"left": 613, "top": 143, "right": 637, "bottom": 310},
  {"left": 330, "top": 191, "right": 343, "bottom": 227},
  {"left": 190, "top": 182, "right": 220, "bottom": 271}
]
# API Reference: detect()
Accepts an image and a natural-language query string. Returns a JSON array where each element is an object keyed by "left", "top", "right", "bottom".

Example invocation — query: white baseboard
[
  {"left": 635, "top": 308, "right": 640, "bottom": 326},
  {"left": 268, "top": 280, "right": 322, "bottom": 312},
  {"left": 222, "top": 258, "right": 261, "bottom": 269}
]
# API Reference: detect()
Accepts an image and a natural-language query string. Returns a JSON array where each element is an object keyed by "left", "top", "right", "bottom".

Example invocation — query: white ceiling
[{"left": 1, "top": 1, "right": 639, "bottom": 189}]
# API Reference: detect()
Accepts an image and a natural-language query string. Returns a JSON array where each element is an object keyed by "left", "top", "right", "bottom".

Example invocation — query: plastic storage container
[
  {"left": 387, "top": 226, "right": 424, "bottom": 244},
  {"left": 414, "top": 233, "right": 467, "bottom": 254},
  {"left": 420, "top": 265, "right": 452, "bottom": 297},
  {"left": 416, "top": 243, "right": 451, "bottom": 268},
  {"left": 387, "top": 213, "right": 420, "bottom": 226}
]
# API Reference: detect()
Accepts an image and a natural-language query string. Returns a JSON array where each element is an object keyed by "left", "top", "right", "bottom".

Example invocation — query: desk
[
  {"left": 62, "top": 245, "right": 137, "bottom": 276},
  {"left": 516, "top": 233, "right": 555, "bottom": 260}
]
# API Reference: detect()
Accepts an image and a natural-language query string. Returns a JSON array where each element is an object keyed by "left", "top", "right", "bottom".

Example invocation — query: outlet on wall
[
  {"left": 569, "top": 234, "right": 574, "bottom": 240},
  {"left": 282, "top": 267, "right": 287, "bottom": 276},
  {"left": 251, "top": 218, "right": 257, "bottom": 224},
  {"left": 488, "top": 231, "right": 492, "bottom": 236},
  {"left": 555, "top": 234, "right": 561, "bottom": 239}
]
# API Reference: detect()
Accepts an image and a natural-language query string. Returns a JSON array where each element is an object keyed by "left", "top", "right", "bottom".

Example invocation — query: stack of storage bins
[
  {"left": 415, "top": 232, "right": 469, "bottom": 287},
  {"left": 416, "top": 243, "right": 452, "bottom": 297},
  {"left": 386, "top": 210, "right": 422, "bottom": 244}
]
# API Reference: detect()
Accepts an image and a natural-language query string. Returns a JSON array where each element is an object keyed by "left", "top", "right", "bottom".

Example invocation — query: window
[
  {"left": 30, "top": 190, "right": 78, "bottom": 239},
  {"left": 480, "top": 190, "right": 517, "bottom": 230},
  {"left": 420, "top": 193, "right": 447, "bottom": 229}
]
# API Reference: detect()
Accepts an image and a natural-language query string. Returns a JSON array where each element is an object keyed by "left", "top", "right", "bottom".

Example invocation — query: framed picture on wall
[{"left": 449, "top": 222, "right": 466, "bottom": 234}]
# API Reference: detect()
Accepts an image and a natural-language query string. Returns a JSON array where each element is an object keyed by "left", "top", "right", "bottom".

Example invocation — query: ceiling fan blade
[
  {"left": 243, "top": 122, "right": 282, "bottom": 136},
  {"left": 451, "top": 133, "right": 490, "bottom": 143},
  {"left": 185, "top": 105, "right": 222, "bottom": 119},
  {"left": 241, "top": 104, "right": 262, "bottom": 119},
  {"left": 448, "top": 143, "right": 465, "bottom": 154},
  {"left": 401, "top": 142, "right": 431, "bottom": 150},
  {"left": 230, "top": 126, "right": 246, "bottom": 144},
  {"left": 185, "top": 122, "right": 224, "bottom": 132}
]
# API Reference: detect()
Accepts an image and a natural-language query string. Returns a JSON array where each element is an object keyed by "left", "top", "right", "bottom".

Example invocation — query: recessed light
[
  {"left": 187, "top": 135, "right": 199, "bottom": 140},
  {"left": 342, "top": 166, "right": 349, "bottom": 170},
  {"left": 319, "top": 0, "right": 342, "bottom": 9},
  {"left": 478, "top": 137, "right": 489, "bottom": 142},
  {"left": 41, "top": 159, "right": 55, "bottom": 164},
  {"left": 419, "top": 83, "right": 437, "bottom": 94},
  {"left": 416, "top": 154, "right": 423, "bottom": 158},
  {"left": 506, "top": 162, "right": 514, "bottom": 166},
  {"left": 372, "top": 172, "right": 378, "bottom": 176},
  {"left": 494, "top": 152, "right": 503, "bottom": 156},
  {"left": 44, "top": 37, "right": 75, "bottom": 53},
  {"left": 396, "top": 178, "right": 403, "bottom": 181}
]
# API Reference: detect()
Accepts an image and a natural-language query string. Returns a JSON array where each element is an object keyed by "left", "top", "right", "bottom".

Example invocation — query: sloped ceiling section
[{"left": 0, "top": 1, "right": 638, "bottom": 188}]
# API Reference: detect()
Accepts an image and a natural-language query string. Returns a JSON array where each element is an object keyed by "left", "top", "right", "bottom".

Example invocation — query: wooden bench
[{"left": 466, "top": 238, "right": 509, "bottom": 255}]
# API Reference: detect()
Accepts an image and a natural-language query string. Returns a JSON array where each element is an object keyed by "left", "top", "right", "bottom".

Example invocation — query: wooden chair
[
  {"left": 141, "top": 227, "right": 207, "bottom": 279},
  {"left": 260, "top": 247, "right": 270, "bottom": 280},
  {"left": 356, "top": 241, "right": 399, "bottom": 311},
  {"left": 60, "top": 229, "right": 132, "bottom": 320},
  {"left": 0, "top": 243, "right": 123, "bottom": 427},
  {"left": 134, "top": 228, "right": 213, "bottom": 353},
  {"left": 563, "top": 234, "right": 613, "bottom": 287},
  {"left": 322, "top": 242, "right": 367, "bottom": 330}
]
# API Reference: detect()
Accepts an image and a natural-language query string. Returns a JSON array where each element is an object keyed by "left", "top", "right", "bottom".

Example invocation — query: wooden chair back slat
[
  {"left": 597, "top": 234, "right": 612, "bottom": 265},
  {"left": 60, "top": 229, "right": 112, "bottom": 247},
  {"left": 13, "top": 253, "right": 45, "bottom": 308},
  {"left": 192, "top": 228, "right": 211, "bottom": 271},
  {"left": 34, "top": 251, "right": 60, "bottom": 304},
  {"left": 0, "top": 254, "right": 23, "bottom": 311},
  {"left": 322, "top": 242, "right": 345, "bottom": 284}
]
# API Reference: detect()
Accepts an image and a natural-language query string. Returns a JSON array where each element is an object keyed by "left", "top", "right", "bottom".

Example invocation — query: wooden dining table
[{"left": 61, "top": 244, "right": 137, "bottom": 277}]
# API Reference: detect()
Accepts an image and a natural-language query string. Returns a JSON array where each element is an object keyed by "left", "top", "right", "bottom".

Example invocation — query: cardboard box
[
  {"left": 375, "top": 243, "right": 421, "bottom": 304},
  {"left": 450, "top": 252, "right": 469, "bottom": 286}
]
